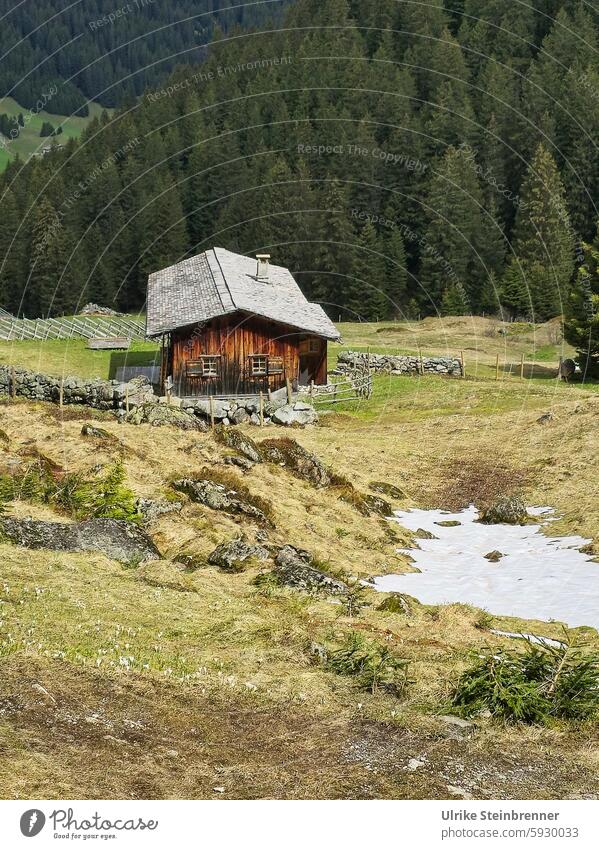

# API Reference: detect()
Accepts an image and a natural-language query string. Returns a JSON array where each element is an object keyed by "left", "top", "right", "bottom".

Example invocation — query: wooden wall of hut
[{"left": 169, "top": 313, "right": 327, "bottom": 397}]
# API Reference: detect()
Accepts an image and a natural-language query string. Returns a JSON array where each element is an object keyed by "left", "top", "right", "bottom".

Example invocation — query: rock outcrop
[
  {"left": 208, "top": 538, "right": 271, "bottom": 572},
  {"left": 172, "top": 478, "right": 273, "bottom": 526},
  {"left": 274, "top": 545, "right": 348, "bottom": 594},
  {"left": 0, "top": 517, "right": 160, "bottom": 563},
  {"left": 260, "top": 437, "right": 331, "bottom": 487}
]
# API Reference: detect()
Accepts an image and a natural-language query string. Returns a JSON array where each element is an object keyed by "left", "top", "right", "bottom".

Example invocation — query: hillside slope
[{"left": 0, "top": 358, "right": 597, "bottom": 799}]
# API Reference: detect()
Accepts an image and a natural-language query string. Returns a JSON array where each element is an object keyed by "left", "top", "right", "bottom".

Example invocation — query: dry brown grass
[{"left": 0, "top": 320, "right": 598, "bottom": 798}]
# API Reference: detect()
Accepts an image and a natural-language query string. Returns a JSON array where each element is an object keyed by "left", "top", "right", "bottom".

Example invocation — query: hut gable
[{"left": 146, "top": 247, "right": 340, "bottom": 340}]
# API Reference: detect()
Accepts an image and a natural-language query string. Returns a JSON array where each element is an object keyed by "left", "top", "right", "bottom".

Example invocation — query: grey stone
[
  {"left": 126, "top": 402, "right": 203, "bottom": 430},
  {"left": 194, "top": 398, "right": 230, "bottom": 420},
  {"left": 207, "top": 538, "right": 270, "bottom": 572},
  {"left": 479, "top": 495, "right": 528, "bottom": 526},
  {"left": 172, "top": 478, "right": 273, "bottom": 526},
  {"left": 135, "top": 498, "right": 183, "bottom": 523},
  {"left": 230, "top": 406, "right": 250, "bottom": 425},
  {"left": 274, "top": 545, "right": 348, "bottom": 595},
  {"left": 0, "top": 517, "right": 160, "bottom": 563},
  {"left": 81, "top": 423, "right": 113, "bottom": 440},
  {"left": 260, "top": 438, "right": 331, "bottom": 487},
  {"left": 216, "top": 427, "right": 263, "bottom": 463},
  {"left": 223, "top": 456, "right": 255, "bottom": 471},
  {"left": 271, "top": 403, "right": 318, "bottom": 427}
]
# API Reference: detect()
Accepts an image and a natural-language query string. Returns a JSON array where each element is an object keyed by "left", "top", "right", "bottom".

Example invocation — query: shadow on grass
[
  {"left": 108, "top": 349, "right": 161, "bottom": 380},
  {"left": 500, "top": 362, "right": 558, "bottom": 380}
]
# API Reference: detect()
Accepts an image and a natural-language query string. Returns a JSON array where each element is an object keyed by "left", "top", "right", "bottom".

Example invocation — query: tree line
[{"left": 0, "top": 0, "right": 597, "bottom": 366}]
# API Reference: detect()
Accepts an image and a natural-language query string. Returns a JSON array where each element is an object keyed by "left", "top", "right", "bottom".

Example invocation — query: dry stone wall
[{"left": 335, "top": 350, "right": 462, "bottom": 377}]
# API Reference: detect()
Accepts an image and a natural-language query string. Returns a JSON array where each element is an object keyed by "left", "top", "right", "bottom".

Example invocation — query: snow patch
[{"left": 372, "top": 506, "right": 597, "bottom": 629}]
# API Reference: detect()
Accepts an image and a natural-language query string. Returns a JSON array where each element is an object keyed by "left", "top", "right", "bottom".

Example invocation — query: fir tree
[
  {"left": 563, "top": 227, "right": 599, "bottom": 377},
  {"left": 510, "top": 144, "right": 575, "bottom": 319}
]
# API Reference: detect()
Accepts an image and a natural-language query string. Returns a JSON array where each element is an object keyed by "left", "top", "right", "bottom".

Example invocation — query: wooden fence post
[
  {"left": 310, "top": 380, "right": 314, "bottom": 399},
  {"left": 418, "top": 345, "right": 424, "bottom": 375},
  {"left": 10, "top": 366, "right": 15, "bottom": 401},
  {"left": 259, "top": 391, "right": 264, "bottom": 427},
  {"left": 286, "top": 378, "right": 292, "bottom": 405},
  {"left": 59, "top": 377, "right": 64, "bottom": 408},
  {"left": 520, "top": 353, "right": 525, "bottom": 380},
  {"left": 125, "top": 385, "right": 130, "bottom": 414},
  {"left": 209, "top": 395, "right": 215, "bottom": 430},
  {"left": 461, "top": 351, "right": 465, "bottom": 379},
  {"left": 495, "top": 354, "right": 499, "bottom": 381}
]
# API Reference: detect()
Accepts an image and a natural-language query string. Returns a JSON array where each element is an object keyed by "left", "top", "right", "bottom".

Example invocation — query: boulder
[
  {"left": 81, "top": 423, "right": 113, "bottom": 440},
  {"left": 377, "top": 593, "right": 413, "bottom": 615},
  {"left": 369, "top": 481, "right": 406, "bottom": 500},
  {"left": 223, "top": 456, "right": 255, "bottom": 471},
  {"left": 479, "top": 495, "right": 528, "bottom": 525},
  {"left": 274, "top": 545, "right": 348, "bottom": 594},
  {"left": 208, "top": 538, "right": 270, "bottom": 572},
  {"left": 362, "top": 493, "right": 393, "bottom": 517},
  {"left": 0, "top": 517, "right": 160, "bottom": 563},
  {"left": 193, "top": 398, "right": 231, "bottom": 420},
  {"left": 215, "top": 426, "right": 263, "bottom": 463},
  {"left": 271, "top": 403, "right": 318, "bottom": 427},
  {"left": 172, "top": 478, "right": 273, "bottom": 526},
  {"left": 230, "top": 406, "right": 250, "bottom": 425},
  {"left": 135, "top": 498, "right": 183, "bottom": 523},
  {"left": 260, "top": 438, "right": 331, "bottom": 487}
]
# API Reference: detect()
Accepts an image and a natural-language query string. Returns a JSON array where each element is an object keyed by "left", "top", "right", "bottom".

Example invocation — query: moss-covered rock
[
  {"left": 208, "top": 538, "right": 271, "bottom": 572},
  {"left": 260, "top": 437, "right": 331, "bottom": 487},
  {"left": 172, "top": 475, "right": 274, "bottom": 526},
  {"left": 479, "top": 496, "right": 528, "bottom": 525},
  {"left": 0, "top": 516, "right": 160, "bottom": 563},
  {"left": 215, "top": 426, "right": 263, "bottom": 463},
  {"left": 369, "top": 481, "right": 406, "bottom": 499}
]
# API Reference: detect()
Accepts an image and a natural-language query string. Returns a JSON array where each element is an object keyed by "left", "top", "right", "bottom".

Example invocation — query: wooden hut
[{"left": 146, "top": 248, "right": 340, "bottom": 398}]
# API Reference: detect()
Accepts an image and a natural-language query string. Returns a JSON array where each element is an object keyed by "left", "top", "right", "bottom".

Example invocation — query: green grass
[
  {"left": 0, "top": 97, "right": 108, "bottom": 170},
  {"left": 0, "top": 336, "right": 159, "bottom": 380}
]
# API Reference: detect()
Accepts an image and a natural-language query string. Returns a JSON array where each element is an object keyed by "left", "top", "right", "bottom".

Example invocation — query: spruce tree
[
  {"left": 563, "top": 226, "right": 599, "bottom": 377},
  {"left": 510, "top": 144, "right": 574, "bottom": 320}
]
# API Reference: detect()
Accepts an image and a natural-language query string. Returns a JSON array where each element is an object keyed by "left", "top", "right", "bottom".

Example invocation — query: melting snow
[{"left": 372, "top": 505, "right": 598, "bottom": 629}]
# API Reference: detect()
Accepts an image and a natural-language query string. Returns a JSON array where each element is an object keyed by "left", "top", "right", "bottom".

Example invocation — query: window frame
[
  {"left": 195, "top": 355, "right": 221, "bottom": 377},
  {"left": 249, "top": 354, "right": 268, "bottom": 376}
]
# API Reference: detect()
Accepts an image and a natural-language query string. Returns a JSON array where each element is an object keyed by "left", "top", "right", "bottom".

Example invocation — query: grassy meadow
[
  {"left": 0, "top": 97, "right": 107, "bottom": 170},
  {"left": 0, "top": 316, "right": 598, "bottom": 799}
]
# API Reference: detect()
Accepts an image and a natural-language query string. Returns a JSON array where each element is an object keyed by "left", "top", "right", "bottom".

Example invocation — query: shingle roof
[{"left": 146, "top": 247, "right": 340, "bottom": 340}]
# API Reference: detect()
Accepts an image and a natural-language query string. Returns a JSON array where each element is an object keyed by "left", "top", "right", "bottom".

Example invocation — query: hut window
[
  {"left": 268, "top": 356, "right": 284, "bottom": 375},
  {"left": 250, "top": 355, "right": 268, "bottom": 376},
  {"left": 201, "top": 355, "right": 220, "bottom": 376}
]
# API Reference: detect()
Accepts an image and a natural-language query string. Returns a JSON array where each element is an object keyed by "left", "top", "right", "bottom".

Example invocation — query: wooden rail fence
[{"left": 0, "top": 315, "right": 146, "bottom": 342}]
